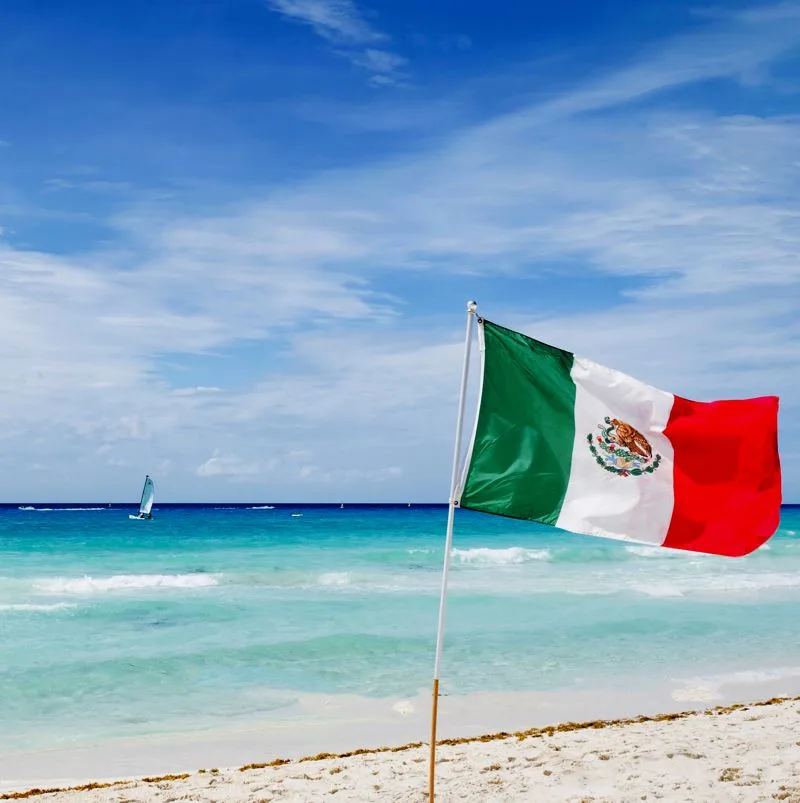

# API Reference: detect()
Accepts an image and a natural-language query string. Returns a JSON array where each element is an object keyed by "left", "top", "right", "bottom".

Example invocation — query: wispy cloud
[
  {"left": 347, "top": 48, "right": 408, "bottom": 86},
  {"left": 1, "top": 3, "right": 799, "bottom": 500},
  {"left": 196, "top": 451, "right": 267, "bottom": 480},
  {"left": 266, "top": 0, "right": 407, "bottom": 85},
  {"left": 41, "top": 178, "right": 132, "bottom": 195},
  {"left": 297, "top": 464, "right": 403, "bottom": 483},
  {"left": 267, "top": 0, "right": 385, "bottom": 44},
  {"left": 271, "top": 2, "right": 799, "bottom": 297},
  {"left": 472, "top": 4, "right": 800, "bottom": 137}
]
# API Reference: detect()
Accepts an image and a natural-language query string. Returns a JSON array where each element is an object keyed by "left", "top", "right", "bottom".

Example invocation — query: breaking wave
[
  {"left": 452, "top": 547, "right": 552, "bottom": 565},
  {"left": 34, "top": 574, "right": 219, "bottom": 595},
  {"left": 624, "top": 545, "right": 694, "bottom": 559},
  {"left": 318, "top": 572, "right": 351, "bottom": 586},
  {"left": 0, "top": 602, "right": 77, "bottom": 612},
  {"left": 18, "top": 506, "right": 106, "bottom": 512},
  {"left": 629, "top": 572, "right": 800, "bottom": 598},
  {"left": 672, "top": 665, "right": 800, "bottom": 702}
]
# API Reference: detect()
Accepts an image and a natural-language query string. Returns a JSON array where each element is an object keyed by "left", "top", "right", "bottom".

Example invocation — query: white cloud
[
  {"left": 0, "top": 3, "right": 798, "bottom": 500},
  {"left": 348, "top": 48, "right": 408, "bottom": 86},
  {"left": 41, "top": 178, "right": 131, "bottom": 195},
  {"left": 106, "top": 457, "right": 130, "bottom": 468},
  {"left": 171, "top": 387, "right": 223, "bottom": 396},
  {"left": 484, "top": 4, "right": 800, "bottom": 131},
  {"left": 194, "top": 446, "right": 403, "bottom": 490},
  {"left": 267, "top": 0, "right": 385, "bottom": 44},
  {"left": 196, "top": 451, "right": 266, "bottom": 480},
  {"left": 266, "top": 0, "right": 407, "bottom": 85},
  {"left": 296, "top": 463, "right": 403, "bottom": 483},
  {"left": 324, "top": 466, "right": 403, "bottom": 483}
]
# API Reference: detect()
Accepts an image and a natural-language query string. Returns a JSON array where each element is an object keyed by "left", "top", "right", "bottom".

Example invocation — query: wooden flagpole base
[{"left": 428, "top": 677, "right": 440, "bottom": 802}]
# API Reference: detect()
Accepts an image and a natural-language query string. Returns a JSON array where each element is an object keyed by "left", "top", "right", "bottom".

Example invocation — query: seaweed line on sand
[{"left": 3, "top": 696, "right": 798, "bottom": 800}]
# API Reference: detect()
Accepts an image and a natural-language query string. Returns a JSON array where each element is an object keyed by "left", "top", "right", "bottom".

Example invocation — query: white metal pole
[{"left": 428, "top": 300, "right": 477, "bottom": 802}]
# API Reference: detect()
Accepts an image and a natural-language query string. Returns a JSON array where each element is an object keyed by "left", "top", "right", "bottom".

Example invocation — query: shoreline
[
  {"left": 5, "top": 672, "right": 800, "bottom": 789},
  {"left": 3, "top": 694, "right": 799, "bottom": 801}
]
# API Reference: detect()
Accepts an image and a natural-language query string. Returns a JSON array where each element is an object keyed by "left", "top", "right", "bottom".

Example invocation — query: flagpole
[{"left": 429, "top": 299, "right": 477, "bottom": 803}]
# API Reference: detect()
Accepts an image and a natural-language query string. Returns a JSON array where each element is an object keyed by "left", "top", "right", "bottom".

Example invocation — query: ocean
[{"left": 1, "top": 503, "right": 799, "bottom": 772}]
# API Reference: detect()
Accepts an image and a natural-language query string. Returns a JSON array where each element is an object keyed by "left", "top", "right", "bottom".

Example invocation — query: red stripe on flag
[{"left": 662, "top": 395, "right": 781, "bottom": 557}]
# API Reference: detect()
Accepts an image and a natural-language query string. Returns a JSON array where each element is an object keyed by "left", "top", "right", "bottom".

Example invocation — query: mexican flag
[{"left": 458, "top": 319, "right": 781, "bottom": 557}]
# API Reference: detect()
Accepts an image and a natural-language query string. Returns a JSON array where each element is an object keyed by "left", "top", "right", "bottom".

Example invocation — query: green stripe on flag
[{"left": 459, "top": 319, "right": 576, "bottom": 525}]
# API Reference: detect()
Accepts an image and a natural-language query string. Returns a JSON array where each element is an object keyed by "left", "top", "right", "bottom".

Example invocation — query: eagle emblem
[{"left": 587, "top": 417, "right": 662, "bottom": 477}]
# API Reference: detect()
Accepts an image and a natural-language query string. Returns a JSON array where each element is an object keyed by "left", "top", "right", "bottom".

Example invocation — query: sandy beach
[{"left": 3, "top": 696, "right": 799, "bottom": 802}]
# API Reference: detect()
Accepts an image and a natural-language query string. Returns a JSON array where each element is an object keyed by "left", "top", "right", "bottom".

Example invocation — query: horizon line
[{"left": 3, "top": 501, "right": 799, "bottom": 507}]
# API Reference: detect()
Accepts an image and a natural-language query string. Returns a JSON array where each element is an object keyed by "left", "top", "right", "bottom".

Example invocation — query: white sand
[{"left": 4, "top": 697, "right": 799, "bottom": 802}]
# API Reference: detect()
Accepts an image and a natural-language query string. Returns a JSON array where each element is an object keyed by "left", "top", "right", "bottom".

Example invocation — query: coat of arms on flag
[
  {"left": 427, "top": 303, "right": 782, "bottom": 802},
  {"left": 457, "top": 317, "right": 781, "bottom": 557},
  {"left": 588, "top": 417, "right": 662, "bottom": 477}
]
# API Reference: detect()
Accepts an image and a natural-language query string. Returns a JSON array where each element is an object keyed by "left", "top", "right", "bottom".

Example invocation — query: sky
[{"left": 0, "top": 0, "right": 798, "bottom": 502}]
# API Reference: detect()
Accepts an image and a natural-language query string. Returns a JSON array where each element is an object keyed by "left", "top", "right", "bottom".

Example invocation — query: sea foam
[
  {"left": 18, "top": 506, "right": 106, "bottom": 512},
  {"left": 625, "top": 545, "right": 707, "bottom": 559},
  {"left": 34, "top": 574, "right": 219, "bottom": 594},
  {"left": 629, "top": 571, "right": 800, "bottom": 598},
  {"left": 672, "top": 665, "right": 800, "bottom": 702},
  {"left": 452, "top": 546, "right": 551, "bottom": 565},
  {"left": 317, "top": 572, "right": 351, "bottom": 586}
]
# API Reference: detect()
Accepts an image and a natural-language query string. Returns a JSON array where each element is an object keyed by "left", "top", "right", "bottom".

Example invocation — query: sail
[{"left": 139, "top": 476, "right": 155, "bottom": 516}]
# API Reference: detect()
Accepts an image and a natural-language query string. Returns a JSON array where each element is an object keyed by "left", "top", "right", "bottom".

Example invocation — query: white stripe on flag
[{"left": 556, "top": 356, "right": 676, "bottom": 545}]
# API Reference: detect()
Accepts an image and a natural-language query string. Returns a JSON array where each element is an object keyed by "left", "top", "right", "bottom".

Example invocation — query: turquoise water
[{"left": 1, "top": 503, "right": 799, "bottom": 754}]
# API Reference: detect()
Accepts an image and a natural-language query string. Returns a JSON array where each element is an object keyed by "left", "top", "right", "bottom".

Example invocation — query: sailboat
[{"left": 129, "top": 475, "right": 155, "bottom": 520}]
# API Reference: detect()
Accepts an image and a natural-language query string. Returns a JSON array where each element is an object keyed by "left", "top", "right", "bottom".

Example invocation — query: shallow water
[{"left": 1, "top": 503, "right": 798, "bottom": 755}]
